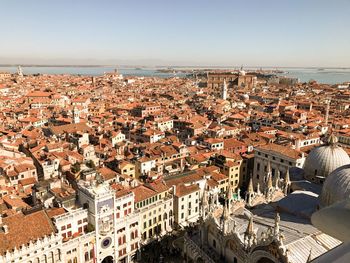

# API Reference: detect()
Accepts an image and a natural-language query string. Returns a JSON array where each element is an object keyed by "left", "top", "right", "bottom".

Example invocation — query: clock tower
[{"left": 77, "top": 176, "right": 118, "bottom": 263}]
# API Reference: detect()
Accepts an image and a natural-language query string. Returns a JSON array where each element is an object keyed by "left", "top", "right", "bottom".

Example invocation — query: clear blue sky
[{"left": 1, "top": 0, "right": 349, "bottom": 67}]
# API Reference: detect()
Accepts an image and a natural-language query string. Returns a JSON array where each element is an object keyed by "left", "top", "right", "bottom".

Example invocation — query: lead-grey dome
[
  {"left": 303, "top": 134, "right": 350, "bottom": 183},
  {"left": 320, "top": 164, "right": 350, "bottom": 207}
]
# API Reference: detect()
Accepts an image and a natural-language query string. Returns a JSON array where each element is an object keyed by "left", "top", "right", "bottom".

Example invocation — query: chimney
[
  {"left": 295, "top": 138, "right": 301, "bottom": 150},
  {"left": 3, "top": 224, "right": 8, "bottom": 234},
  {"left": 172, "top": 185, "right": 176, "bottom": 195}
]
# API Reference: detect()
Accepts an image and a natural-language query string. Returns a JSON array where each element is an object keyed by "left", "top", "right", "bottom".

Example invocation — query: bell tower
[
  {"left": 73, "top": 107, "right": 80, "bottom": 124},
  {"left": 222, "top": 79, "right": 227, "bottom": 100}
]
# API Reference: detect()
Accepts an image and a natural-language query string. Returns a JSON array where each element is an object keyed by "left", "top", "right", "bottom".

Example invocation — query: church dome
[
  {"left": 320, "top": 164, "right": 350, "bottom": 207},
  {"left": 303, "top": 134, "right": 350, "bottom": 183}
]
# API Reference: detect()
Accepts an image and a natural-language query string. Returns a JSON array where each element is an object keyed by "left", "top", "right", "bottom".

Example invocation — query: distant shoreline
[{"left": 0, "top": 64, "right": 349, "bottom": 70}]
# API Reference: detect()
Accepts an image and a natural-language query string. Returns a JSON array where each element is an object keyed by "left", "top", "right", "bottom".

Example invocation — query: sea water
[{"left": 1, "top": 66, "right": 350, "bottom": 84}]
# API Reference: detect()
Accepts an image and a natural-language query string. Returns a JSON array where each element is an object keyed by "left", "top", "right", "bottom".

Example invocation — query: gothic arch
[
  {"left": 256, "top": 258, "right": 275, "bottom": 263},
  {"left": 224, "top": 237, "right": 244, "bottom": 263},
  {"left": 250, "top": 250, "right": 279, "bottom": 263},
  {"left": 102, "top": 256, "right": 114, "bottom": 263}
]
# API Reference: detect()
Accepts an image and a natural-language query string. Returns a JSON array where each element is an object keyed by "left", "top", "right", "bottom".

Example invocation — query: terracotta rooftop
[
  {"left": 131, "top": 185, "right": 157, "bottom": 203},
  {"left": 0, "top": 210, "right": 55, "bottom": 255},
  {"left": 175, "top": 183, "right": 200, "bottom": 197},
  {"left": 256, "top": 143, "right": 303, "bottom": 159}
]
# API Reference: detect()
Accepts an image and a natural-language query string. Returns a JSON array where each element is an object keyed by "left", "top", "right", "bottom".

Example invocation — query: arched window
[
  {"left": 57, "top": 249, "right": 61, "bottom": 261},
  {"left": 131, "top": 232, "right": 135, "bottom": 240},
  {"left": 213, "top": 239, "right": 216, "bottom": 248},
  {"left": 73, "top": 257, "right": 78, "bottom": 263},
  {"left": 85, "top": 252, "right": 89, "bottom": 261}
]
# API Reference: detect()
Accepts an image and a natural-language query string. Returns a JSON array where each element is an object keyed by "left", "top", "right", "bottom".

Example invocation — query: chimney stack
[{"left": 3, "top": 224, "right": 8, "bottom": 234}]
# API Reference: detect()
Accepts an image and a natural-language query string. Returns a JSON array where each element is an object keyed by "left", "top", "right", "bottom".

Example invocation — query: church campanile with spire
[{"left": 222, "top": 79, "right": 228, "bottom": 100}]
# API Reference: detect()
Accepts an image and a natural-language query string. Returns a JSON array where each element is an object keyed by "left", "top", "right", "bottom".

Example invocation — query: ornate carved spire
[
  {"left": 222, "top": 201, "right": 229, "bottom": 220},
  {"left": 274, "top": 170, "right": 280, "bottom": 189},
  {"left": 257, "top": 183, "right": 261, "bottom": 195},
  {"left": 244, "top": 216, "right": 256, "bottom": 248},
  {"left": 284, "top": 169, "right": 291, "bottom": 195},
  {"left": 227, "top": 182, "right": 233, "bottom": 200},
  {"left": 267, "top": 160, "right": 272, "bottom": 175},
  {"left": 267, "top": 172, "right": 273, "bottom": 190},
  {"left": 246, "top": 176, "right": 255, "bottom": 207},
  {"left": 202, "top": 183, "right": 208, "bottom": 206},
  {"left": 201, "top": 183, "right": 209, "bottom": 218},
  {"left": 285, "top": 169, "right": 290, "bottom": 184},
  {"left": 245, "top": 216, "right": 254, "bottom": 236},
  {"left": 274, "top": 212, "right": 280, "bottom": 236},
  {"left": 221, "top": 200, "right": 230, "bottom": 233}
]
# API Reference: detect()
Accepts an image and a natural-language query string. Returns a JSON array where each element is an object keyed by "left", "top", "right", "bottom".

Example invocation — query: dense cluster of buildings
[{"left": 0, "top": 68, "right": 349, "bottom": 263}]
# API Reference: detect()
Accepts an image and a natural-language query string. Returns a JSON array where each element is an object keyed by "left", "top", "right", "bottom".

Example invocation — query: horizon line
[{"left": 0, "top": 64, "right": 350, "bottom": 69}]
